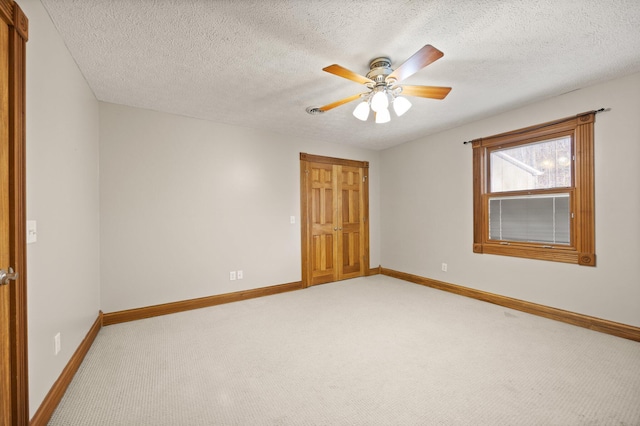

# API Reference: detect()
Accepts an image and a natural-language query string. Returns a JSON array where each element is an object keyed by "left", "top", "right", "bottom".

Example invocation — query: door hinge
[{"left": 363, "top": 175, "right": 367, "bottom": 182}]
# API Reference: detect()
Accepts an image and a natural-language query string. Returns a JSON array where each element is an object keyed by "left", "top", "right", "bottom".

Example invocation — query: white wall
[
  {"left": 22, "top": 0, "right": 101, "bottom": 417},
  {"left": 381, "top": 72, "right": 640, "bottom": 327},
  {"left": 99, "top": 103, "right": 380, "bottom": 312}
]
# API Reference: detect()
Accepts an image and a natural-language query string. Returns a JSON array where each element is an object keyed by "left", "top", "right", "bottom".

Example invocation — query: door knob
[
  {"left": 334, "top": 227, "right": 338, "bottom": 231},
  {"left": 0, "top": 267, "right": 19, "bottom": 286}
]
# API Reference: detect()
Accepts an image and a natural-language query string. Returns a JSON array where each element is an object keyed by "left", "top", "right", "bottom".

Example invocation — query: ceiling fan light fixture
[
  {"left": 353, "top": 101, "right": 370, "bottom": 121},
  {"left": 375, "top": 108, "right": 391, "bottom": 124},
  {"left": 393, "top": 96, "right": 412, "bottom": 116},
  {"left": 370, "top": 88, "right": 389, "bottom": 112},
  {"left": 316, "top": 45, "right": 451, "bottom": 124}
]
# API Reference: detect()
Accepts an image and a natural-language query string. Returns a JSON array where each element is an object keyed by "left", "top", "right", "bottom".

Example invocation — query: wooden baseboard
[
  {"left": 366, "top": 266, "right": 381, "bottom": 276},
  {"left": 103, "top": 281, "right": 304, "bottom": 326},
  {"left": 380, "top": 268, "right": 640, "bottom": 342},
  {"left": 30, "top": 311, "right": 103, "bottom": 426}
]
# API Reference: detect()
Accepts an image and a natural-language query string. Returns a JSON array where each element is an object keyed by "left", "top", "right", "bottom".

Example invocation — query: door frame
[
  {"left": 1, "top": 0, "right": 29, "bottom": 423},
  {"left": 299, "top": 152, "right": 370, "bottom": 288}
]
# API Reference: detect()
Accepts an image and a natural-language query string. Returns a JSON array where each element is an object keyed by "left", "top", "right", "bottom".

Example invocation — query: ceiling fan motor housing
[{"left": 366, "top": 57, "right": 393, "bottom": 84}]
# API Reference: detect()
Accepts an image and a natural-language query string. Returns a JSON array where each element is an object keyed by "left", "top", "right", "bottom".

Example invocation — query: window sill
[{"left": 474, "top": 243, "right": 595, "bottom": 266}]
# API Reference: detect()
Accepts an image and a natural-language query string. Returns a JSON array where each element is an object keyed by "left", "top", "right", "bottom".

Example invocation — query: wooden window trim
[{"left": 472, "top": 112, "right": 596, "bottom": 266}]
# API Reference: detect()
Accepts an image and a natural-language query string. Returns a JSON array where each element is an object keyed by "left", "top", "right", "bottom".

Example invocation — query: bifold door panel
[{"left": 301, "top": 153, "right": 369, "bottom": 287}]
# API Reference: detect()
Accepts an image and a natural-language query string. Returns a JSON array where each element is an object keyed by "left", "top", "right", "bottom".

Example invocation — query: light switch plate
[
  {"left": 54, "top": 332, "right": 61, "bottom": 355},
  {"left": 27, "top": 220, "right": 37, "bottom": 244}
]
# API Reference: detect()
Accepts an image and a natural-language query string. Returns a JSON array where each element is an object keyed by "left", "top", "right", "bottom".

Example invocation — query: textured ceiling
[{"left": 40, "top": 0, "right": 640, "bottom": 150}]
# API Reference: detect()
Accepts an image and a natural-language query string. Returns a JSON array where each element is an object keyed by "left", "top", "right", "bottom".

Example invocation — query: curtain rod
[{"left": 462, "top": 108, "right": 607, "bottom": 145}]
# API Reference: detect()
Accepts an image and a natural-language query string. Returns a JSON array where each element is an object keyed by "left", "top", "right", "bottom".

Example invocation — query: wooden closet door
[
  {"left": 301, "top": 153, "right": 369, "bottom": 287},
  {"left": 336, "top": 165, "right": 365, "bottom": 280},
  {"left": 308, "top": 162, "right": 338, "bottom": 285}
]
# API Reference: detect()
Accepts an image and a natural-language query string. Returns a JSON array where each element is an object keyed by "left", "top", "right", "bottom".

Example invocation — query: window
[{"left": 472, "top": 112, "right": 596, "bottom": 266}]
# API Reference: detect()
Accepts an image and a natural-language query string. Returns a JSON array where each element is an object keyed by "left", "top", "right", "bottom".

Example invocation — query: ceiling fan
[{"left": 307, "top": 44, "right": 451, "bottom": 123}]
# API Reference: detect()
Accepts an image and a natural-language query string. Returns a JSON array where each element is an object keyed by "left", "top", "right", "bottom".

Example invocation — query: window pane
[
  {"left": 490, "top": 136, "right": 572, "bottom": 192},
  {"left": 489, "top": 194, "right": 570, "bottom": 244}
]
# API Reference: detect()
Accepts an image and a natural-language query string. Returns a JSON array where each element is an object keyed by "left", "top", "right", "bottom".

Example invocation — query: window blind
[{"left": 489, "top": 194, "right": 570, "bottom": 244}]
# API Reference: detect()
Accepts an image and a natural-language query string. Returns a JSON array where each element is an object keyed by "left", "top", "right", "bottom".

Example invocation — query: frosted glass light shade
[
  {"left": 375, "top": 108, "right": 391, "bottom": 124},
  {"left": 393, "top": 96, "right": 412, "bottom": 116},
  {"left": 370, "top": 90, "right": 389, "bottom": 112},
  {"left": 352, "top": 101, "right": 370, "bottom": 121}
]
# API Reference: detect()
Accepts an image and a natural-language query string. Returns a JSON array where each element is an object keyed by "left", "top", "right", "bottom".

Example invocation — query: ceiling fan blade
[
  {"left": 318, "top": 93, "right": 363, "bottom": 112},
  {"left": 400, "top": 85, "right": 452, "bottom": 100},
  {"left": 387, "top": 45, "right": 444, "bottom": 83},
  {"left": 323, "top": 64, "right": 374, "bottom": 85}
]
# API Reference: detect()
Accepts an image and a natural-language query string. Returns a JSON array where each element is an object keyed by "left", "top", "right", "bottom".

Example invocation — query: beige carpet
[{"left": 48, "top": 275, "right": 640, "bottom": 425}]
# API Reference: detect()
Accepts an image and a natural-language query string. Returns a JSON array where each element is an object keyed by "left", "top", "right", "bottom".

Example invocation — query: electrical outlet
[
  {"left": 230, "top": 271, "right": 237, "bottom": 281},
  {"left": 237, "top": 270, "right": 243, "bottom": 280},
  {"left": 441, "top": 263, "right": 448, "bottom": 272},
  {"left": 54, "top": 333, "right": 61, "bottom": 355}
]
